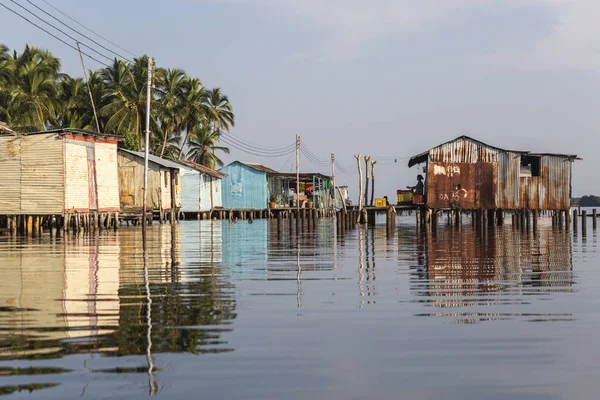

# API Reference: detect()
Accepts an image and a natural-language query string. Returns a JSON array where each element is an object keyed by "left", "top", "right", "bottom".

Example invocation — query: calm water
[{"left": 0, "top": 215, "right": 599, "bottom": 399}]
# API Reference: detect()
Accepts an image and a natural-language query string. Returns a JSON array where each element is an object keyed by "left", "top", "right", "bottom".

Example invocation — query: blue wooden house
[{"left": 219, "top": 161, "right": 279, "bottom": 209}]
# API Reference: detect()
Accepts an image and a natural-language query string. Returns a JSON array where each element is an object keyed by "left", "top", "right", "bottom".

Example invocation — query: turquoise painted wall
[{"left": 219, "top": 162, "right": 268, "bottom": 209}]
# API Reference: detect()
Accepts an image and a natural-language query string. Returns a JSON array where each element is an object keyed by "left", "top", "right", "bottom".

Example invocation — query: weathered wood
[
  {"left": 355, "top": 154, "right": 363, "bottom": 223},
  {"left": 582, "top": 210, "right": 587, "bottom": 235},
  {"left": 593, "top": 209, "right": 597, "bottom": 230},
  {"left": 363, "top": 156, "right": 371, "bottom": 207},
  {"left": 573, "top": 209, "right": 578, "bottom": 231}
]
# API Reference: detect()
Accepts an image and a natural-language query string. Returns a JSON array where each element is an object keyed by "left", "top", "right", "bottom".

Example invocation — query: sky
[{"left": 0, "top": 0, "right": 598, "bottom": 199}]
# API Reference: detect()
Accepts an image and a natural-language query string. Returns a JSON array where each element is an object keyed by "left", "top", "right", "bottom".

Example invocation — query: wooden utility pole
[
  {"left": 363, "top": 156, "right": 371, "bottom": 207},
  {"left": 370, "top": 160, "right": 376, "bottom": 206},
  {"left": 296, "top": 135, "right": 300, "bottom": 215},
  {"left": 76, "top": 42, "right": 101, "bottom": 133},
  {"left": 331, "top": 153, "right": 336, "bottom": 213},
  {"left": 142, "top": 57, "right": 154, "bottom": 230},
  {"left": 355, "top": 154, "right": 363, "bottom": 222}
]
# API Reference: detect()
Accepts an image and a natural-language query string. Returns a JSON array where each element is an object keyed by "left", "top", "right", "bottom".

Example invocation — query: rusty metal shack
[
  {"left": 117, "top": 149, "right": 181, "bottom": 219},
  {"left": 408, "top": 136, "right": 578, "bottom": 212},
  {"left": 0, "top": 128, "right": 120, "bottom": 233}
]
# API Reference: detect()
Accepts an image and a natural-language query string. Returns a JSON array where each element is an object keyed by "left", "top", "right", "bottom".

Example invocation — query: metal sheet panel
[
  {"left": 220, "top": 162, "right": 268, "bottom": 209},
  {"left": 496, "top": 152, "right": 520, "bottom": 209},
  {"left": 180, "top": 169, "right": 200, "bottom": 213},
  {"left": 543, "top": 156, "right": 571, "bottom": 210},
  {"left": 0, "top": 136, "right": 22, "bottom": 213},
  {"left": 426, "top": 162, "right": 496, "bottom": 210},
  {"left": 428, "top": 137, "right": 501, "bottom": 164},
  {"left": 64, "top": 141, "right": 91, "bottom": 212},
  {"left": 118, "top": 151, "right": 163, "bottom": 211},
  {"left": 95, "top": 142, "right": 120, "bottom": 211},
  {"left": 21, "top": 134, "right": 64, "bottom": 214},
  {"left": 212, "top": 177, "right": 222, "bottom": 208}
]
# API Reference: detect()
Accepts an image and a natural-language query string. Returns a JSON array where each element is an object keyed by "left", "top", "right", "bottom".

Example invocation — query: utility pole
[
  {"left": 142, "top": 56, "right": 154, "bottom": 229},
  {"left": 296, "top": 135, "right": 300, "bottom": 214},
  {"left": 331, "top": 153, "right": 335, "bottom": 212},
  {"left": 76, "top": 42, "right": 101, "bottom": 133}
]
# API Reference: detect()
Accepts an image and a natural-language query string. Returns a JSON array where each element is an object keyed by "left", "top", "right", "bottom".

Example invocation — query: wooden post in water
[
  {"left": 532, "top": 210, "right": 538, "bottom": 232},
  {"left": 573, "top": 209, "right": 578, "bottom": 232},
  {"left": 593, "top": 209, "right": 597, "bottom": 230},
  {"left": 582, "top": 210, "right": 587, "bottom": 235}
]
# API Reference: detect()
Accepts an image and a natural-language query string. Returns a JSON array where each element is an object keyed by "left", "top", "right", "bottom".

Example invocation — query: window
[{"left": 520, "top": 155, "right": 541, "bottom": 177}]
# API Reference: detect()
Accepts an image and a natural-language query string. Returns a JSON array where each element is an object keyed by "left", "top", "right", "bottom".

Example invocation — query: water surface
[{"left": 0, "top": 216, "right": 598, "bottom": 399}]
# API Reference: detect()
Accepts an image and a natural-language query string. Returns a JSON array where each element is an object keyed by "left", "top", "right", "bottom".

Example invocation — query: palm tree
[
  {"left": 186, "top": 124, "right": 229, "bottom": 168},
  {"left": 155, "top": 68, "right": 187, "bottom": 156},
  {"left": 177, "top": 78, "right": 208, "bottom": 160},
  {"left": 6, "top": 45, "right": 61, "bottom": 131},
  {"left": 101, "top": 56, "right": 160, "bottom": 150},
  {"left": 204, "top": 87, "right": 234, "bottom": 134}
]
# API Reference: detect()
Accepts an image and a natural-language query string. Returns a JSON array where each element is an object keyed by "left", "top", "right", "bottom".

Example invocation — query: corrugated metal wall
[
  {"left": 21, "top": 134, "right": 64, "bottom": 214},
  {"left": 212, "top": 177, "right": 222, "bottom": 208},
  {"left": 428, "top": 137, "right": 501, "bottom": 164},
  {"left": 118, "top": 151, "right": 177, "bottom": 211},
  {"left": 64, "top": 140, "right": 91, "bottom": 212},
  {"left": 220, "top": 162, "right": 268, "bottom": 209},
  {"left": 95, "top": 142, "right": 120, "bottom": 211},
  {"left": 496, "top": 152, "right": 520, "bottom": 209},
  {"left": 180, "top": 169, "right": 200, "bottom": 212},
  {"left": 0, "top": 136, "right": 22, "bottom": 214},
  {"left": 426, "top": 162, "right": 496, "bottom": 209}
]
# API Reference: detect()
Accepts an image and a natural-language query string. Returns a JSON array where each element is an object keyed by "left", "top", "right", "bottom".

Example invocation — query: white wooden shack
[
  {"left": 117, "top": 149, "right": 182, "bottom": 219},
  {"left": 177, "top": 160, "right": 226, "bottom": 217},
  {"left": 0, "top": 129, "right": 120, "bottom": 233}
]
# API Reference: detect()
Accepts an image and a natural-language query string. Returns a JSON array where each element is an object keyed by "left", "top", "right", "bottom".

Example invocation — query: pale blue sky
[{"left": 1, "top": 0, "right": 597, "bottom": 198}]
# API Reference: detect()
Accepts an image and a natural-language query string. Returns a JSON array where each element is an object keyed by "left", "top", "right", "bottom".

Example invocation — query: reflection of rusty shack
[
  {"left": 408, "top": 136, "right": 579, "bottom": 213},
  {"left": 420, "top": 228, "right": 573, "bottom": 309}
]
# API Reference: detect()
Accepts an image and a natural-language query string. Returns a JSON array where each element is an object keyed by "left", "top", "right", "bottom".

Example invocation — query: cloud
[
  {"left": 202, "top": 0, "right": 600, "bottom": 69},
  {"left": 485, "top": 0, "right": 600, "bottom": 71}
]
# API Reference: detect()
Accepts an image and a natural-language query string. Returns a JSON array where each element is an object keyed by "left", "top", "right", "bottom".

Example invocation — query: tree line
[
  {"left": 0, "top": 44, "right": 233, "bottom": 168},
  {"left": 571, "top": 195, "right": 600, "bottom": 207}
]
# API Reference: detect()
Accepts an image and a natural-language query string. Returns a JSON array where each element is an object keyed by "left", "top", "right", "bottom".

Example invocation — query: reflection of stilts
[
  {"left": 143, "top": 237, "right": 158, "bottom": 396},
  {"left": 297, "top": 240, "right": 302, "bottom": 312},
  {"left": 358, "top": 227, "right": 365, "bottom": 307}
]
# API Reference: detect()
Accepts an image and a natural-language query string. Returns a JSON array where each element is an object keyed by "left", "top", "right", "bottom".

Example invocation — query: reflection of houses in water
[
  {"left": 0, "top": 224, "right": 236, "bottom": 362},
  {"left": 221, "top": 220, "right": 268, "bottom": 273},
  {"left": 0, "top": 237, "right": 120, "bottom": 359},
  {"left": 414, "top": 227, "right": 573, "bottom": 308}
]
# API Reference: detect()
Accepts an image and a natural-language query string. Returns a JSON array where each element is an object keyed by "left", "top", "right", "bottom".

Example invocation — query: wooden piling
[
  {"left": 573, "top": 209, "right": 578, "bottom": 232},
  {"left": 582, "top": 210, "right": 587, "bottom": 235},
  {"left": 593, "top": 209, "right": 597, "bottom": 230}
]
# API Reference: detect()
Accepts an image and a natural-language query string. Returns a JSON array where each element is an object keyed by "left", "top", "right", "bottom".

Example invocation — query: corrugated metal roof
[
  {"left": 119, "top": 149, "right": 183, "bottom": 170},
  {"left": 407, "top": 135, "right": 578, "bottom": 167},
  {"left": 178, "top": 160, "right": 227, "bottom": 179},
  {"left": 275, "top": 172, "right": 332, "bottom": 180},
  {"left": 239, "top": 162, "right": 279, "bottom": 174},
  {"left": 16, "top": 128, "right": 122, "bottom": 139}
]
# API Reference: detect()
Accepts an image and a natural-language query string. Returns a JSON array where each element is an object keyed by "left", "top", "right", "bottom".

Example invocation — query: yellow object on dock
[{"left": 375, "top": 198, "right": 386, "bottom": 207}]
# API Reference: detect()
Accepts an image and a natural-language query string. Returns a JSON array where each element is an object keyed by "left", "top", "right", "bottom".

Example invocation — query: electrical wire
[
  {"left": 7, "top": 0, "right": 114, "bottom": 63},
  {"left": 39, "top": 0, "right": 137, "bottom": 58},
  {"left": 26, "top": 0, "right": 134, "bottom": 63},
  {"left": 219, "top": 135, "right": 296, "bottom": 158},
  {"left": 219, "top": 135, "right": 296, "bottom": 156},
  {"left": 0, "top": 1, "right": 110, "bottom": 67}
]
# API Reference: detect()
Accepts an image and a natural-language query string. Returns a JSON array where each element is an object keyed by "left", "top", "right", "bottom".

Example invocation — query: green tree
[{"left": 186, "top": 124, "right": 230, "bottom": 168}]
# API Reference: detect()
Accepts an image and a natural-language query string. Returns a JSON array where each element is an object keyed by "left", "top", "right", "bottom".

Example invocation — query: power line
[
  {"left": 0, "top": 1, "right": 110, "bottom": 67},
  {"left": 219, "top": 135, "right": 296, "bottom": 156},
  {"left": 26, "top": 0, "right": 134, "bottom": 63},
  {"left": 219, "top": 135, "right": 296, "bottom": 158},
  {"left": 7, "top": 0, "right": 114, "bottom": 63},
  {"left": 39, "top": 0, "right": 137, "bottom": 58}
]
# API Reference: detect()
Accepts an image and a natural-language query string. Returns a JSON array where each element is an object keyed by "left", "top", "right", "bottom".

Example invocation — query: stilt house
[
  {"left": 117, "top": 149, "right": 181, "bottom": 215},
  {"left": 0, "top": 129, "right": 120, "bottom": 221},
  {"left": 219, "top": 161, "right": 279, "bottom": 210},
  {"left": 408, "top": 136, "right": 579, "bottom": 212},
  {"left": 177, "top": 160, "right": 226, "bottom": 215}
]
